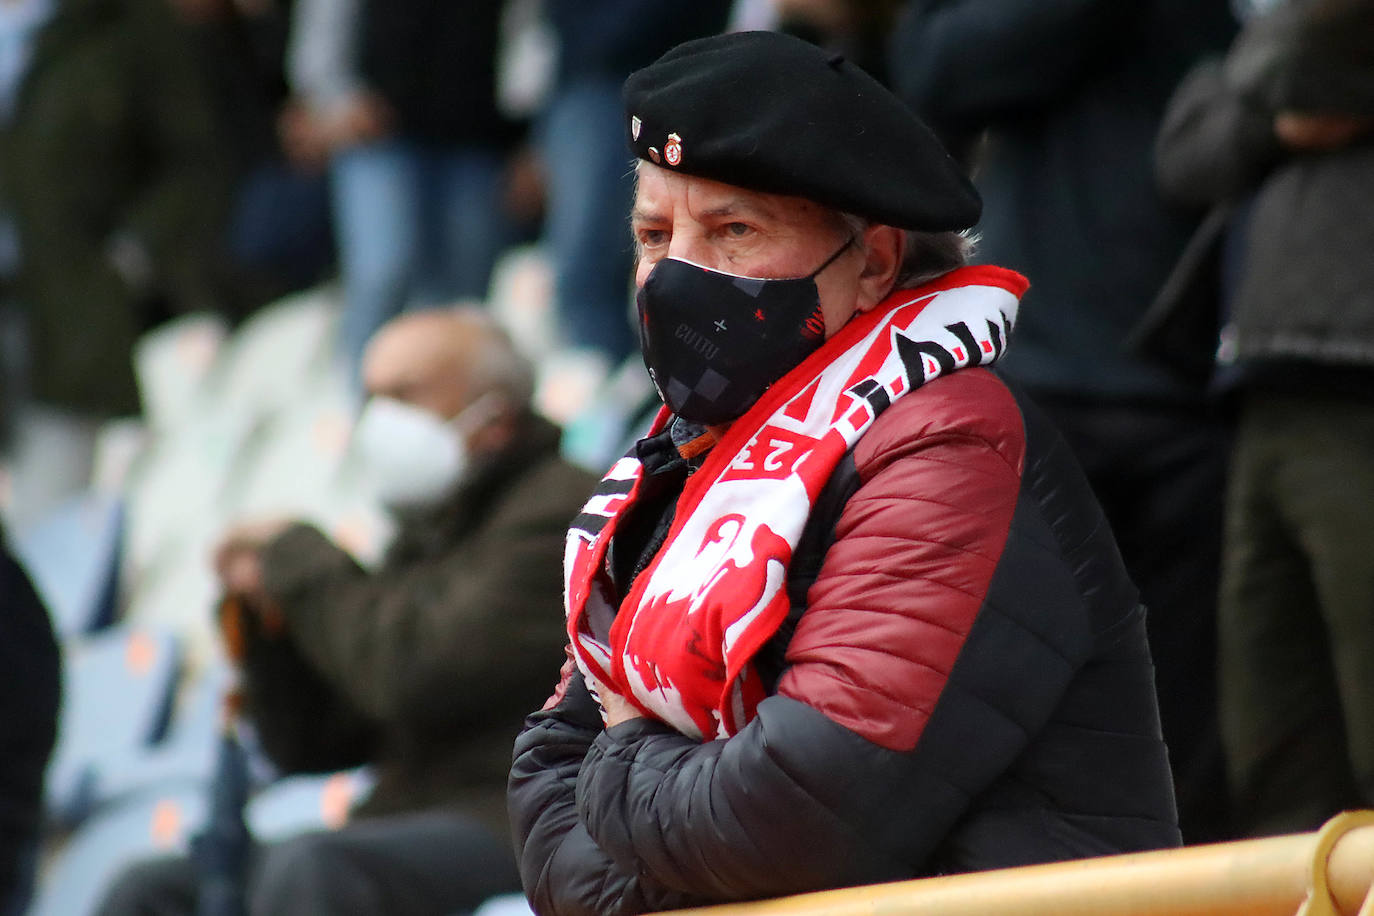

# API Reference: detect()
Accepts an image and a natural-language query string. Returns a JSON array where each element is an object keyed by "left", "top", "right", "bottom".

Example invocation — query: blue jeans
[
  {"left": 539, "top": 80, "right": 638, "bottom": 362},
  {"left": 330, "top": 138, "right": 508, "bottom": 379}
]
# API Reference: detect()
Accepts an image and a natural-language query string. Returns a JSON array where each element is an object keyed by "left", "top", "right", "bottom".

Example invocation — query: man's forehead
[
  {"left": 364, "top": 322, "right": 463, "bottom": 394},
  {"left": 363, "top": 349, "right": 430, "bottom": 397},
  {"left": 632, "top": 169, "right": 820, "bottom": 224}
]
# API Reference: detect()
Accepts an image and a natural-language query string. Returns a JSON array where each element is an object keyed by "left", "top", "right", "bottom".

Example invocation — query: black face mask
[{"left": 635, "top": 238, "right": 852, "bottom": 426}]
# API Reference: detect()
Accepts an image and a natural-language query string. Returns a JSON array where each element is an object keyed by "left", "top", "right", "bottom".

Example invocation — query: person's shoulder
[
  {"left": 498, "top": 447, "right": 600, "bottom": 515},
  {"left": 542, "top": 454, "right": 602, "bottom": 498},
  {"left": 853, "top": 368, "right": 1026, "bottom": 477}
]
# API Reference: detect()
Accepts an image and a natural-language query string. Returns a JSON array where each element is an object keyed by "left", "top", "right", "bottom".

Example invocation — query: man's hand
[
  {"left": 600, "top": 689, "right": 645, "bottom": 729},
  {"left": 326, "top": 92, "right": 395, "bottom": 149},
  {"left": 278, "top": 92, "right": 395, "bottom": 169},
  {"left": 278, "top": 99, "right": 332, "bottom": 172},
  {"left": 1274, "top": 111, "right": 1374, "bottom": 151},
  {"left": 213, "top": 519, "right": 292, "bottom": 596}
]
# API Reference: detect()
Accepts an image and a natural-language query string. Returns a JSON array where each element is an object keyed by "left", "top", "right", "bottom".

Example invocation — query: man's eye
[
  {"left": 639, "top": 229, "right": 669, "bottom": 247},
  {"left": 724, "top": 222, "right": 752, "bottom": 237}
]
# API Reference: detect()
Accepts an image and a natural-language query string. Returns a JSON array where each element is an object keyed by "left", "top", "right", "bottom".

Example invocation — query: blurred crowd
[{"left": 0, "top": 0, "right": 1371, "bottom": 912}]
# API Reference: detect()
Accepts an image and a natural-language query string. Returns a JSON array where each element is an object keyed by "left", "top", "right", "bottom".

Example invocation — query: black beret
[{"left": 622, "top": 30, "right": 981, "bottom": 231}]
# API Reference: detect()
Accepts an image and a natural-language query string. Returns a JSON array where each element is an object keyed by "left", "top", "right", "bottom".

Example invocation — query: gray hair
[
  {"left": 836, "top": 212, "right": 977, "bottom": 291},
  {"left": 450, "top": 306, "right": 537, "bottom": 410}
]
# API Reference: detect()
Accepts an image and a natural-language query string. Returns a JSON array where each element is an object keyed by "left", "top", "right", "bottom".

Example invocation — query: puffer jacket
[{"left": 508, "top": 368, "right": 1181, "bottom": 916}]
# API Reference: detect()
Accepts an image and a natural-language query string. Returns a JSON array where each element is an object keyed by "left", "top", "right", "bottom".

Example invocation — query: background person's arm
[{"left": 258, "top": 469, "right": 576, "bottom": 735}]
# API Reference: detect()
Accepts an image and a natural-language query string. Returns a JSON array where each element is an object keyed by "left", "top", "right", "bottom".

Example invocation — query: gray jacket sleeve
[{"left": 1154, "top": 58, "right": 1285, "bottom": 207}]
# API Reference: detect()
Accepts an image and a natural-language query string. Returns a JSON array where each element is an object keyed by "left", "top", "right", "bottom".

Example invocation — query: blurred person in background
[
  {"left": 284, "top": 0, "right": 523, "bottom": 389},
  {"left": 763, "top": 0, "right": 902, "bottom": 84},
  {"left": 535, "top": 0, "right": 730, "bottom": 382},
  {"left": 889, "top": 0, "right": 1238, "bottom": 844},
  {"left": 1154, "top": 0, "right": 1374, "bottom": 838},
  {"left": 0, "top": 522, "right": 60, "bottom": 916},
  {"left": 97, "top": 307, "right": 597, "bottom": 915},
  {"left": 168, "top": 0, "right": 335, "bottom": 306},
  {"left": 0, "top": 0, "right": 230, "bottom": 532}
]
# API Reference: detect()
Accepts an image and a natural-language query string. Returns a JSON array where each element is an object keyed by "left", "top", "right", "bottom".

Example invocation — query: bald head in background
[{"left": 361, "top": 307, "right": 535, "bottom": 424}]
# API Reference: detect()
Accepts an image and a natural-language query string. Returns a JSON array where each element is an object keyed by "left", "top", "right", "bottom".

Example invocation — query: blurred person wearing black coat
[
  {"left": 1154, "top": 0, "right": 1374, "bottom": 838},
  {"left": 0, "top": 524, "right": 60, "bottom": 916},
  {"left": 889, "top": 0, "right": 1238, "bottom": 844}
]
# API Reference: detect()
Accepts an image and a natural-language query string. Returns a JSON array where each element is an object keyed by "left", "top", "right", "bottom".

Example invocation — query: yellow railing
[{"left": 656, "top": 811, "right": 1374, "bottom": 916}]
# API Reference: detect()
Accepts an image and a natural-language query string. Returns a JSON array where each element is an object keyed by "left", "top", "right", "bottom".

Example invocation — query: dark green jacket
[
  {"left": 241, "top": 414, "right": 595, "bottom": 837},
  {"left": 0, "top": 0, "right": 227, "bottom": 415}
]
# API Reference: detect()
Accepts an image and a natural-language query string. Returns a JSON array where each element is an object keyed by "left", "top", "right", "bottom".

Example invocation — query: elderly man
[
  {"left": 100, "top": 308, "right": 597, "bottom": 916},
  {"left": 507, "top": 31, "right": 1181, "bottom": 916}
]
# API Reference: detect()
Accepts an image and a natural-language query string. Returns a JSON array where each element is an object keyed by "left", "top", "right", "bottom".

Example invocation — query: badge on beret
[
  {"left": 631, "top": 116, "right": 642, "bottom": 141},
  {"left": 664, "top": 132, "right": 683, "bottom": 167},
  {"left": 648, "top": 147, "right": 661, "bottom": 164}
]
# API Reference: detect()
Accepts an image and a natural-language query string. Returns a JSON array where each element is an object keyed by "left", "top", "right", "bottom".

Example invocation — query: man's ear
[{"left": 854, "top": 224, "right": 904, "bottom": 312}]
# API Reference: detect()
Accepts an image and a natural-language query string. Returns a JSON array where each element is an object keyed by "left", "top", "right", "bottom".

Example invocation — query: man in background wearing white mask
[{"left": 99, "top": 307, "right": 598, "bottom": 916}]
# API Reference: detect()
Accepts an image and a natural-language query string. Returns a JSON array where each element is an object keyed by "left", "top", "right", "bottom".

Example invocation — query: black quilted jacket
[{"left": 508, "top": 370, "right": 1180, "bottom": 915}]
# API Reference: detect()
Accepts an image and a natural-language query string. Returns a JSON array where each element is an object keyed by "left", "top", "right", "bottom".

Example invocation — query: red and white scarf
[{"left": 564, "top": 266, "right": 1027, "bottom": 740}]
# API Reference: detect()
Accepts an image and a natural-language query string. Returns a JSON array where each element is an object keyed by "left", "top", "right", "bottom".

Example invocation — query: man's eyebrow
[
  {"left": 632, "top": 197, "right": 780, "bottom": 224},
  {"left": 698, "top": 199, "right": 775, "bottom": 221}
]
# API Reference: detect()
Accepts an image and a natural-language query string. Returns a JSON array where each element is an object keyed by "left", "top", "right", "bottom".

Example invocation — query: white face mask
[{"left": 351, "top": 393, "right": 502, "bottom": 509}]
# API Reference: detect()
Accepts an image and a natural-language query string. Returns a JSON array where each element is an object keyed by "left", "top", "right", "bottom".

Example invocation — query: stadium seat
[
  {"left": 121, "top": 537, "right": 223, "bottom": 673},
  {"left": 223, "top": 384, "right": 358, "bottom": 521},
  {"left": 202, "top": 285, "right": 340, "bottom": 422},
  {"left": 30, "top": 765, "right": 374, "bottom": 916},
  {"left": 89, "top": 417, "right": 149, "bottom": 500},
  {"left": 132, "top": 312, "right": 228, "bottom": 432},
  {"left": 486, "top": 244, "right": 556, "bottom": 363},
  {"left": 29, "top": 782, "right": 207, "bottom": 916},
  {"left": 247, "top": 768, "right": 375, "bottom": 842},
  {"left": 87, "top": 660, "right": 235, "bottom": 810},
  {"left": 10, "top": 492, "right": 124, "bottom": 637},
  {"left": 46, "top": 625, "right": 182, "bottom": 829},
  {"left": 119, "top": 408, "right": 259, "bottom": 584}
]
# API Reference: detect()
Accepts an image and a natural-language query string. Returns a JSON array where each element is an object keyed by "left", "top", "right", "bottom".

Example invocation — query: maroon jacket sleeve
[{"left": 776, "top": 370, "right": 1023, "bottom": 750}]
